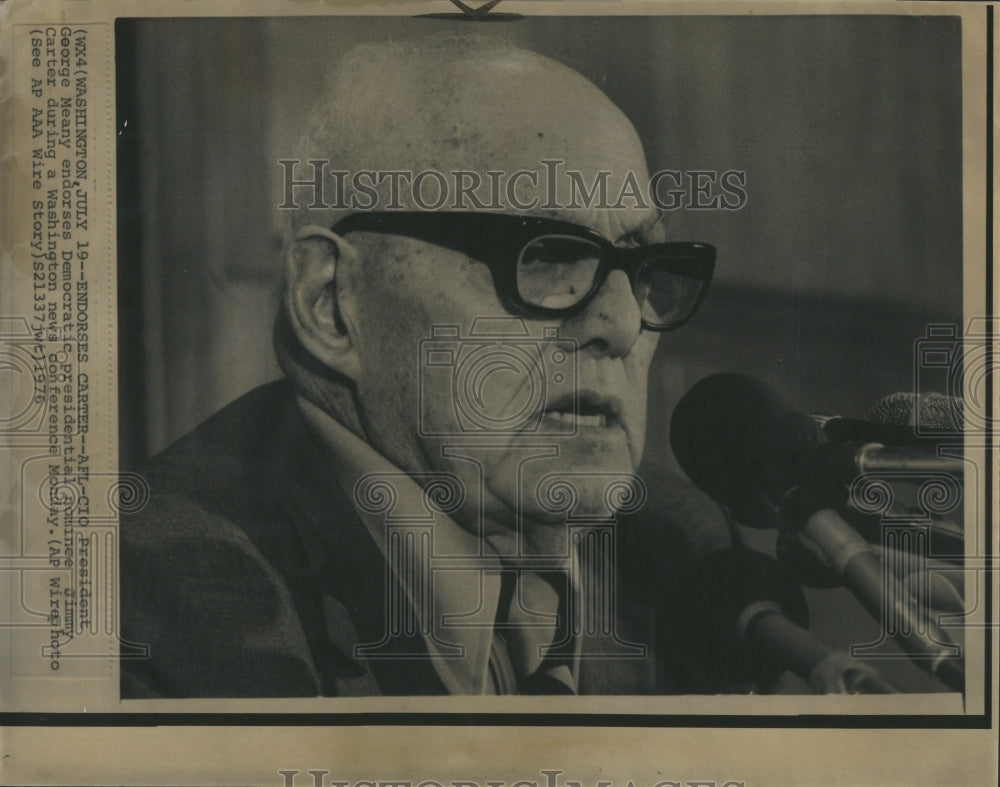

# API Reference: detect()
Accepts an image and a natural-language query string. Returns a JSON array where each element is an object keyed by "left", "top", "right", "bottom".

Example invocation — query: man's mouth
[{"left": 539, "top": 389, "right": 624, "bottom": 430}]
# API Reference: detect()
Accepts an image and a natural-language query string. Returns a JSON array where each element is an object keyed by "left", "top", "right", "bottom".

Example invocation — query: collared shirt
[{"left": 297, "top": 396, "right": 578, "bottom": 695}]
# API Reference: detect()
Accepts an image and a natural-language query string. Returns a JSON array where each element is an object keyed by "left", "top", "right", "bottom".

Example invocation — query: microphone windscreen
[
  {"left": 867, "top": 392, "right": 964, "bottom": 433},
  {"left": 670, "top": 373, "right": 826, "bottom": 527}
]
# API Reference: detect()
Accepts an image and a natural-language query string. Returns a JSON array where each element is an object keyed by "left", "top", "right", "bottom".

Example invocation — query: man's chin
[{"left": 481, "top": 444, "right": 638, "bottom": 556}]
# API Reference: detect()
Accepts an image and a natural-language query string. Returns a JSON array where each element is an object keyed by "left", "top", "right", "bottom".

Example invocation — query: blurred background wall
[{"left": 115, "top": 15, "right": 964, "bottom": 693}]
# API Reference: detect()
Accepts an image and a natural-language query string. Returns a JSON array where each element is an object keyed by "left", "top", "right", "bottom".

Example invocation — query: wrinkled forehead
[{"left": 294, "top": 40, "right": 655, "bottom": 240}]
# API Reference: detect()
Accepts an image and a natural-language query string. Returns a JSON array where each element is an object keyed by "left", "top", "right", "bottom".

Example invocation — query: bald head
[
  {"left": 278, "top": 34, "right": 667, "bottom": 548},
  {"left": 286, "top": 34, "right": 650, "bottom": 233}
]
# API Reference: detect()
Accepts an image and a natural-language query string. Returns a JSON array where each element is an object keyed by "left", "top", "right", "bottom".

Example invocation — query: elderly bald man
[{"left": 120, "top": 34, "right": 726, "bottom": 698}]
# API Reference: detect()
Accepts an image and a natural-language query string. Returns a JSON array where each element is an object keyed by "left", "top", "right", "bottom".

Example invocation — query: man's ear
[{"left": 284, "top": 225, "right": 362, "bottom": 381}]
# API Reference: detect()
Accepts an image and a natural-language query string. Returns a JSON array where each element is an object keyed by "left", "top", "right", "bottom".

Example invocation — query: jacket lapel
[{"left": 263, "top": 386, "right": 444, "bottom": 695}]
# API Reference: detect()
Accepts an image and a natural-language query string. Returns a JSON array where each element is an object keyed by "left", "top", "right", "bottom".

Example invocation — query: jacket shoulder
[{"left": 120, "top": 382, "right": 324, "bottom": 698}]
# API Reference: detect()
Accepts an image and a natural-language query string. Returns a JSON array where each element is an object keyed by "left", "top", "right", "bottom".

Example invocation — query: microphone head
[
  {"left": 670, "top": 373, "right": 826, "bottom": 528},
  {"left": 867, "top": 392, "right": 964, "bottom": 433}
]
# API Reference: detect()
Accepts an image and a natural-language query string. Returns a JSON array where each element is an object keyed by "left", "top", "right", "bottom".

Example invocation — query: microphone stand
[{"left": 781, "top": 489, "right": 964, "bottom": 692}]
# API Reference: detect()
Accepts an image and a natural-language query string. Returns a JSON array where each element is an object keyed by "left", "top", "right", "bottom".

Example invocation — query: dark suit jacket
[
  {"left": 121, "top": 381, "right": 725, "bottom": 698},
  {"left": 121, "top": 380, "right": 458, "bottom": 697}
]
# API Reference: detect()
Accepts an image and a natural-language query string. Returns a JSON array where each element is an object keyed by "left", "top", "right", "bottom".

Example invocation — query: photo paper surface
[{"left": 1, "top": 2, "right": 996, "bottom": 785}]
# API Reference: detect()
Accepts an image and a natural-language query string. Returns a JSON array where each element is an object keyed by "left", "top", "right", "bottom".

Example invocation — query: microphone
[
  {"left": 868, "top": 392, "right": 964, "bottom": 433},
  {"left": 807, "top": 390, "right": 966, "bottom": 569},
  {"left": 670, "top": 374, "right": 963, "bottom": 531},
  {"left": 669, "top": 373, "right": 824, "bottom": 529},
  {"left": 814, "top": 414, "right": 921, "bottom": 446},
  {"left": 668, "top": 548, "right": 897, "bottom": 693},
  {"left": 670, "top": 373, "right": 965, "bottom": 691},
  {"left": 815, "top": 391, "right": 964, "bottom": 444}
]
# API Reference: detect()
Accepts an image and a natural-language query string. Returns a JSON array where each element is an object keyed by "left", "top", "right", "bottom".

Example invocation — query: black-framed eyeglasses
[{"left": 331, "top": 211, "right": 715, "bottom": 332}]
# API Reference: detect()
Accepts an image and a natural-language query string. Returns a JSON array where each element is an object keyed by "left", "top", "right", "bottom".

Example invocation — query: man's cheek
[
  {"left": 626, "top": 338, "right": 658, "bottom": 460},
  {"left": 418, "top": 378, "right": 462, "bottom": 437},
  {"left": 627, "top": 332, "right": 660, "bottom": 377}
]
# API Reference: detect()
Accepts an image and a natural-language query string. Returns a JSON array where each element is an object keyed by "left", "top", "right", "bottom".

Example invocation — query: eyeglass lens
[
  {"left": 634, "top": 255, "right": 705, "bottom": 326},
  {"left": 516, "top": 235, "right": 603, "bottom": 310},
  {"left": 516, "top": 234, "right": 703, "bottom": 326}
]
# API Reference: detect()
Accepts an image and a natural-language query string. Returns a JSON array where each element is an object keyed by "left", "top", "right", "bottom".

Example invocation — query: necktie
[{"left": 490, "top": 569, "right": 578, "bottom": 694}]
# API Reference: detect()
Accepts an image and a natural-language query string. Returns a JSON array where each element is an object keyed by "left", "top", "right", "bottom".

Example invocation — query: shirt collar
[{"left": 296, "top": 395, "right": 505, "bottom": 694}]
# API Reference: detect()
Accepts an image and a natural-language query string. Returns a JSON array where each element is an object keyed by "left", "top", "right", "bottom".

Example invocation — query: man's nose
[{"left": 559, "top": 269, "right": 642, "bottom": 357}]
